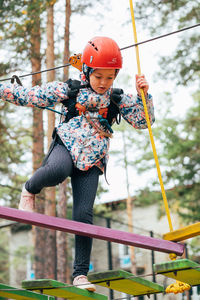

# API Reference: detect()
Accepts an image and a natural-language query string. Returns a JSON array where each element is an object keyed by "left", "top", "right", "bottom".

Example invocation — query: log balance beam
[{"left": 0, "top": 206, "right": 184, "bottom": 255}]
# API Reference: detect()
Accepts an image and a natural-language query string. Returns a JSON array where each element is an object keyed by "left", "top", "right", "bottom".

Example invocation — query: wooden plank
[
  {"left": 0, "top": 283, "right": 55, "bottom": 300},
  {"left": 0, "top": 206, "right": 184, "bottom": 255},
  {"left": 163, "top": 222, "right": 200, "bottom": 241},
  {"left": 88, "top": 270, "right": 164, "bottom": 296},
  {"left": 22, "top": 279, "right": 107, "bottom": 300},
  {"left": 154, "top": 259, "right": 200, "bottom": 286}
]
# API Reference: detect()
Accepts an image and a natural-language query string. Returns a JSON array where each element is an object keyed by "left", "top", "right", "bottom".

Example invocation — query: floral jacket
[{"left": 0, "top": 75, "right": 155, "bottom": 172}]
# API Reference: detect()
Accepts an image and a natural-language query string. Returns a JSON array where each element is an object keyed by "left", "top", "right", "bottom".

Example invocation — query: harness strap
[
  {"left": 75, "top": 103, "right": 108, "bottom": 118},
  {"left": 75, "top": 103, "right": 112, "bottom": 137},
  {"left": 85, "top": 112, "right": 112, "bottom": 138},
  {"left": 75, "top": 103, "right": 86, "bottom": 115},
  {"left": 99, "top": 107, "right": 108, "bottom": 118}
]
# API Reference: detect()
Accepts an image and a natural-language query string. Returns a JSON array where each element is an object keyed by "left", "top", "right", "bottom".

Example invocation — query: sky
[{"left": 59, "top": 0, "right": 196, "bottom": 203}]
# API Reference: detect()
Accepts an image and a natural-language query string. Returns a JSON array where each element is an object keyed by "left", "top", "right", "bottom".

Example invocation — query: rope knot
[
  {"left": 169, "top": 253, "right": 177, "bottom": 261},
  {"left": 166, "top": 280, "right": 190, "bottom": 294}
]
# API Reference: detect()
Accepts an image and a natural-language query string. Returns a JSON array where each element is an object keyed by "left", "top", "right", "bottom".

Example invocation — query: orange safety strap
[
  {"left": 75, "top": 103, "right": 108, "bottom": 118},
  {"left": 75, "top": 103, "right": 111, "bottom": 137},
  {"left": 75, "top": 103, "right": 86, "bottom": 115},
  {"left": 99, "top": 107, "right": 108, "bottom": 118}
]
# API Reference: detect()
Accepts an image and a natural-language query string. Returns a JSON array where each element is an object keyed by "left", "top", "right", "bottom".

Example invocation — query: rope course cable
[
  {"left": 0, "top": 23, "right": 199, "bottom": 83},
  {"left": 120, "top": 22, "right": 200, "bottom": 51}
]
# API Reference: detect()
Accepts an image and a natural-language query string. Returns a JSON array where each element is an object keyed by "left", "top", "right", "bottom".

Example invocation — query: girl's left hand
[{"left": 135, "top": 74, "right": 149, "bottom": 96}]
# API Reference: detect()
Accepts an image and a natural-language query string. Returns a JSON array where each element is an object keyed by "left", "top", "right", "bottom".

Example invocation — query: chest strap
[
  {"left": 85, "top": 112, "right": 113, "bottom": 138},
  {"left": 75, "top": 103, "right": 112, "bottom": 138},
  {"left": 75, "top": 103, "right": 108, "bottom": 118}
]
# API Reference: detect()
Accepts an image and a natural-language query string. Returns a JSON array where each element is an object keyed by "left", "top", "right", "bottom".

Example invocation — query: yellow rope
[
  {"left": 128, "top": 2, "right": 192, "bottom": 294},
  {"left": 129, "top": 0, "right": 174, "bottom": 233}
]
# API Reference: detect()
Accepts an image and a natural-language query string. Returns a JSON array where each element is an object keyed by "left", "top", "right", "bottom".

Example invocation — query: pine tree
[
  {"left": 0, "top": 101, "right": 31, "bottom": 207},
  {"left": 132, "top": 0, "right": 200, "bottom": 224},
  {"left": 159, "top": 93, "right": 200, "bottom": 223},
  {"left": 135, "top": 0, "right": 199, "bottom": 86},
  {"left": 133, "top": 93, "right": 200, "bottom": 224}
]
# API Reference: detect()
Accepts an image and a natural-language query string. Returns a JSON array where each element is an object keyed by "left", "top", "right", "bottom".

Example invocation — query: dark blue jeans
[{"left": 25, "top": 142, "right": 101, "bottom": 278}]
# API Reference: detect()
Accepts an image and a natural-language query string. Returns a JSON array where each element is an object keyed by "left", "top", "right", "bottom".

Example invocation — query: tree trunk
[
  {"left": 63, "top": 0, "right": 71, "bottom": 82},
  {"left": 29, "top": 10, "right": 45, "bottom": 279},
  {"left": 57, "top": 180, "right": 68, "bottom": 283},
  {"left": 44, "top": 3, "right": 57, "bottom": 279},
  {"left": 56, "top": 0, "right": 71, "bottom": 286}
]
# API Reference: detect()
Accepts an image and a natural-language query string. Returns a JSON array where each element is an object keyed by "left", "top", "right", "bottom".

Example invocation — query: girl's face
[{"left": 89, "top": 69, "right": 116, "bottom": 94}]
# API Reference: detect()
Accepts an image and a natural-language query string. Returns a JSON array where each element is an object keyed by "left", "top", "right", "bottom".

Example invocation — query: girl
[{"left": 0, "top": 36, "right": 155, "bottom": 291}]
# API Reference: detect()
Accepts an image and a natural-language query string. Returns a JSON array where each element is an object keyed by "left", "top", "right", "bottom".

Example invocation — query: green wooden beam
[
  {"left": 154, "top": 259, "right": 200, "bottom": 286},
  {"left": 22, "top": 279, "right": 107, "bottom": 300},
  {"left": 0, "top": 283, "right": 55, "bottom": 300},
  {"left": 88, "top": 269, "right": 164, "bottom": 296}
]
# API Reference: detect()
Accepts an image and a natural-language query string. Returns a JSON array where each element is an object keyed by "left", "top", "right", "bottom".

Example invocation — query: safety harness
[
  {"left": 10, "top": 75, "right": 123, "bottom": 137},
  {"left": 61, "top": 79, "right": 123, "bottom": 137}
]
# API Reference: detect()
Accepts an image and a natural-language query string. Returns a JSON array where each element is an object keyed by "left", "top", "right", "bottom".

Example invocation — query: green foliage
[
  {"left": 124, "top": 1, "right": 200, "bottom": 224},
  {"left": 135, "top": 0, "right": 200, "bottom": 86},
  {"left": 0, "top": 0, "right": 49, "bottom": 70},
  {"left": 10, "top": 223, "right": 32, "bottom": 233},
  {"left": 96, "top": 181, "right": 108, "bottom": 200},
  {"left": 12, "top": 245, "right": 33, "bottom": 269},
  {"left": 0, "top": 0, "right": 110, "bottom": 209},
  {"left": 0, "top": 1, "right": 44, "bottom": 207},
  {"left": 133, "top": 93, "right": 200, "bottom": 223},
  {"left": 0, "top": 229, "right": 9, "bottom": 283},
  {"left": 0, "top": 101, "right": 32, "bottom": 207},
  {"left": 94, "top": 203, "right": 113, "bottom": 218},
  {"left": 134, "top": 188, "right": 161, "bottom": 207},
  {"left": 189, "top": 237, "right": 200, "bottom": 263},
  {"left": 71, "top": 0, "right": 93, "bottom": 13},
  {"left": 0, "top": 63, "right": 13, "bottom": 77}
]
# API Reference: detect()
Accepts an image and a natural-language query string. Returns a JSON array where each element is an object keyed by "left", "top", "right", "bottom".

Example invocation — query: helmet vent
[{"left": 88, "top": 41, "right": 98, "bottom": 51}]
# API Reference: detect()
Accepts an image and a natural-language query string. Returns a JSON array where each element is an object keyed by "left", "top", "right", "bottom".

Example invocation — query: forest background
[{"left": 0, "top": 0, "right": 199, "bottom": 283}]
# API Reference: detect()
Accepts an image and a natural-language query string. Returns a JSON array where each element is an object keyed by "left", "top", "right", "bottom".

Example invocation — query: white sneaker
[
  {"left": 18, "top": 187, "right": 35, "bottom": 212},
  {"left": 73, "top": 275, "right": 96, "bottom": 292}
]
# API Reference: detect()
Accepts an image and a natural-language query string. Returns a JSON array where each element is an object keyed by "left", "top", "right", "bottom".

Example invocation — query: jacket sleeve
[
  {"left": 0, "top": 81, "right": 69, "bottom": 108},
  {"left": 119, "top": 93, "right": 155, "bottom": 129}
]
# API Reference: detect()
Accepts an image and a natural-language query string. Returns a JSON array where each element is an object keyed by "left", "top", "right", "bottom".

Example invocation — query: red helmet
[{"left": 82, "top": 36, "right": 122, "bottom": 69}]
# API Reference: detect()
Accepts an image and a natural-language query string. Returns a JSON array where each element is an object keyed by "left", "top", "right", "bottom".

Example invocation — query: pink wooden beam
[{"left": 0, "top": 206, "right": 184, "bottom": 255}]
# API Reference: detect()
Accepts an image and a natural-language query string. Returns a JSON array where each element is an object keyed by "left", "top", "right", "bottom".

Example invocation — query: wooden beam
[
  {"left": 22, "top": 279, "right": 107, "bottom": 300},
  {"left": 0, "top": 206, "right": 184, "bottom": 255},
  {"left": 154, "top": 259, "right": 200, "bottom": 286},
  {"left": 0, "top": 283, "right": 55, "bottom": 300},
  {"left": 88, "top": 269, "right": 164, "bottom": 296},
  {"left": 163, "top": 222, "right": 200, "bottom": 241}
]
